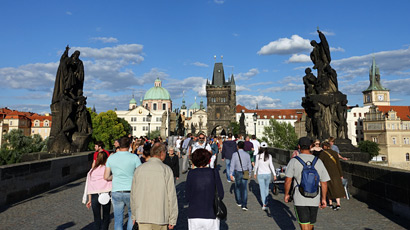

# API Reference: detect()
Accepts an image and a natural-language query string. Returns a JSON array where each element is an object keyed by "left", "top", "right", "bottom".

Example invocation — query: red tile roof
[
  {"left": 377, "top": 106, "right": 410, "bottom": 121},
  {"left": 236, "top": 105, "right": 305, "bottom": 120}
]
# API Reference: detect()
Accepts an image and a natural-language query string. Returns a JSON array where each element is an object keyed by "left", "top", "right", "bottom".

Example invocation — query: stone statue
[
  {"left": 302, "top": 30, "right": 347, "bottom": 142},
  {"left": 191, "top": 123, "right": 196, "bottom": 135},
  {"left": 176, "top": 114, "right": 185, "bottom": 136},
  {"left": 239, "top": 111, "right": 246, "bottom": 136},
  {"left": 48, "top": 46, "right": 92, "bottom": 153}
]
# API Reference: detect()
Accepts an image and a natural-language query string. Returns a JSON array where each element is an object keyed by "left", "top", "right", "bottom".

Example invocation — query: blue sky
[{"left": 1, "top": 0, "right": 410, "bottom": 114}]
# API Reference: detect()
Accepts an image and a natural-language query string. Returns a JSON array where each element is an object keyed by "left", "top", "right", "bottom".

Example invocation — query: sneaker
[
  {"left": 227, "top": 180, "right": 232, "bottom": 183},
  {"left": 236, "top": 203, "right": 242, "bottom": 207},
  {"left": 333, "top": 206, "right": 339, "bottom": 211},
  {"left": 242, "top": 206, "right": 248, "bottom": 211},
  {"left": 262, "top": 206, "right": 267, "bottom": 211},
  {"left": 336, "top": 205, "right": 341, "bottom": 210}
]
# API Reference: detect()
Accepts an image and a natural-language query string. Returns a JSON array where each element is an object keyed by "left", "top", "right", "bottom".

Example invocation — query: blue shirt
[
  {"left": 331, "top": 144, "right": 340, "bottom": 153},
  {"left": 182, "top": 138, "right": 191, "bottom": 149},
  {"left": 229, "top": 149, "right": 252, "bottom": 176},
  {"left": 106, "top": 151, "right": 141, "bottom": 192}
]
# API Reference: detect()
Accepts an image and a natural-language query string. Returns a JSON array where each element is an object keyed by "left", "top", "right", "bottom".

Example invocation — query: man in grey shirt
[
  {"left": 229, "top": 141, "right": 252, "bottom": 211},
  {"left": 284, "top": 137, "right": 330, "bottom": 230}
]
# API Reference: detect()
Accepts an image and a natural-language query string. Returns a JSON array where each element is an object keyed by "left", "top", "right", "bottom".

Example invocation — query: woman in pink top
[{"left": 83, "top": 152, "right": 112, "bottom": 230}]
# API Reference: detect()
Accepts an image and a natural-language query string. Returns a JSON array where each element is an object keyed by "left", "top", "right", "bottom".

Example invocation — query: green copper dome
[
  {"left": 129, "top": 98, "right": 137, "bottom": 104},
  {"left": 143, "top": 78, "right": 171, "bottom": 100},
  {"left": 190, "top": 102, "right": 200, "bottom": 110}
]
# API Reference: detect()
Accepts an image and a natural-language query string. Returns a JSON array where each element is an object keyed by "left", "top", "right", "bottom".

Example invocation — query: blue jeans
[
  {"left": 111, "top": 191, "right": 133, "bottom": 230},
  {"left": 257, "top": 174, "right": 271, "bottom": 206},
  {"left": 225, "top": 159, "right": 231, "bottom": 181},
  {"left": 234, "top": 171, "right": 248, "bottom": 207}
]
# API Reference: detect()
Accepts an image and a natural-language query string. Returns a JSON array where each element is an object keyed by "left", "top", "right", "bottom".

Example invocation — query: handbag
[
  {"left": 213, "top": 169, "right": 227, "bottom": 220},
  {"left": 237, "top": 151, "right": 249, "bottom": 180},
  {"left": 98, "top": 192, "right": 111, "bottom": 205}
]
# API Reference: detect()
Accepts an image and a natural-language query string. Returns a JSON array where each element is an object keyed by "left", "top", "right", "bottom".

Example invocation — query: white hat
[
  {"left": 260, "top": 142, "right": 268, "bottom": 148},
  {"left": 98, "top": 193, "right": 111, "bottom": 205}
]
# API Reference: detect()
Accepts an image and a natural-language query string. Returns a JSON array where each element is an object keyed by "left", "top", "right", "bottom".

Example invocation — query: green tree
[
  {"left": 0, "top": 129, "right": 47, "bottom": 165},
  {"left": 261, "top": 118, "right": 298, "bottom": 150},
  {"left": 358, "top": 140, "right": 380, "bottom": 158},
  {"left": 89, "top": 110, "right": 130, "bottom": 150},
  {"left": 229, "top": 121, "right": 240, "bottom": 135},
  {"left": 149, "top": 130, "right": 161, "bottom": 139}
]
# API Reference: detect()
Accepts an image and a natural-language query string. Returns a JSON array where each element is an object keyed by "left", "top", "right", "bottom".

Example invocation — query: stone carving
[
  {"left": 48, "top": 46, "right": 92, "bottom": 153},
  {"left": 176, "top": 114, "right": 185, "bottom": 136},
  {"left": 302, "top": 31, "right": 348, "bottom": 141}
]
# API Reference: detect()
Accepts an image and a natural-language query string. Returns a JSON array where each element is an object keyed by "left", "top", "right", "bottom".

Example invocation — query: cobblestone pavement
[{"left": 1, "top": 155, "right": 409, "bottom": 230}]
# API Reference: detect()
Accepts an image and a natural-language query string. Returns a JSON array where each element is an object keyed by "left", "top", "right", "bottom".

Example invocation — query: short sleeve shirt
[
  {"left": 106, "top": 151, "right": 141, "bottom": 192},
  {"left": 285, "top": 153, "right": 330, "bottom": 206},
  {"left": 93, "top": 150, "right": 110, "bottom": 161}
]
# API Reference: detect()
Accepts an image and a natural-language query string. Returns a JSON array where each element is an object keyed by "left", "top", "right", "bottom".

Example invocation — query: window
[
  {"left": 190, "top": 112, "right": 192, "bottom": 117},
  {"left": 354, "top": 113, "right": 356, "bottom": 117},
  {"left": 10, "top": 121, "right": 12, "bottom": 125},
  {"left": 372, "top": 137, "right": 378, "bottom": 143},
  {"left": 404, "top": 138, "right": 409, "bottom": 145},
  {"left": 406, "top": 153, "right": 410, "bottom": 161},
  {"left": 258, "top": 121, "right": 260, "bottom": 125},
  {"left": 153, "top": 103, "right": 157, "bottom": 110},
  {"left": 359, "top": 113, "right": 362, "bottom": 117},
  {"left": 183, "top": 112, "right": 185, "bottom": 116},
  {"left": 392, "top": 124, "right": 395, "bottom": 130},
  {"left": 156, "top": 127, "right": 160, "bottom": 131},
  {"left": 392, "top": 137, "right": 397, "bottom": 145},
  {"left": 355, "top": 122, "right": 357, "bottom": 126},
  {"left": 44, "top": 120, "right": 49, "bottom": 127},
  {"left": 133, "top": 126, "right": 136, "bottom": 131},
  {"left": 163, "top": 103, "right": 166, "bottom": 110},
  {"left": 34, "top": 120, "right": 40, "bottom": 127}
]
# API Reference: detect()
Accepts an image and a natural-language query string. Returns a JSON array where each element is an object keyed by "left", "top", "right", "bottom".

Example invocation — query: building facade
[{"left": 206, "top": 62, "right": 236, "bottom": 136}]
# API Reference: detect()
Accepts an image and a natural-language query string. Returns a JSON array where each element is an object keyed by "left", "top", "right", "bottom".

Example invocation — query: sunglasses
[{"left": 199, "top": 138, "right": 205, "bottom": 140}]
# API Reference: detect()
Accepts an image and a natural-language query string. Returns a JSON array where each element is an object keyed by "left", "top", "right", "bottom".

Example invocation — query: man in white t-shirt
[
  {"left": 190, "top": 133, "right": 213, "bottom": 167},
  {"left": 250, "top": 135, "right": 260, "bottom": 166},
  {"left": 284, "top": 137, "right": 330, "bottom": 230}
]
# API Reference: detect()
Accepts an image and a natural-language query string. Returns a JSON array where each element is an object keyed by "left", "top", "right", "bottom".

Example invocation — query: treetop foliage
[{"left": 261, "top": 118, "right": 298, "bottom": 150}]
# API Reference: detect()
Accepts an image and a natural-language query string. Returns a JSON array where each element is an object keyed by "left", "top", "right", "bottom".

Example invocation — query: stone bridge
[{"left": 0, "top": 150, "right": 409, "bottom": 229}]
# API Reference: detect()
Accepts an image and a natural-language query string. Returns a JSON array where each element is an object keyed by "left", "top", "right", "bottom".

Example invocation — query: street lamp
[
  {"left": 253, "top": 112, "right": 257, "bottom": 137},
  {"left": 147, "top": 112, "right": 152, "bottom": 139}
]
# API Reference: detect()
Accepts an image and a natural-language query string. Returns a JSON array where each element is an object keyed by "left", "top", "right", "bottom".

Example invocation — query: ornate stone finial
[
  {"left": 214, "top": 55, "right": 216, "bottom": 61},
  {"left": 221, "top": 55, "right": 223, "bottom": 61}
]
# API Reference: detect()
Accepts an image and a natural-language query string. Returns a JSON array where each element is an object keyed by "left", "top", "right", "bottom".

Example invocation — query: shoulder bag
[
  {"left": 237, "top": 151, "right": 249, "bottom": 180},
  {"left": 213, "top": 169, "right": 227, "bottom": 220}
]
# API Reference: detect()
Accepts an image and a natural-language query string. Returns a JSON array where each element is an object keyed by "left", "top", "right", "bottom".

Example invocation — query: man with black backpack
[{"left": 284, "top": 137, "right": 330, "bottom": 230}]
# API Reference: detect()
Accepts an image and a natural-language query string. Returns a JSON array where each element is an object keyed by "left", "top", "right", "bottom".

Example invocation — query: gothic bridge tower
[{"left": 206, "top": 62, "right": 236, "bottom": 136}]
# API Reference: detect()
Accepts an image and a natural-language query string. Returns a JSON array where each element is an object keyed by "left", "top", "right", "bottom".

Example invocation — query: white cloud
[
  {"left": 278, "top": 76, "right": 300, "bottom": 84},
  {"left": 383, "top": 78, "right": 410, "bottom": 95},
  {"left": 192, "top": 62, "right": 209, "bottom": 67},
  {"left": 257, "top": 35, "right": 311, "bottom": 55},
  {"left": 287, "top": 100, "right": 302, "bottom": 109},
  {"left": 235, "top": 85, "right": 251, "bottom": 92},
  {"left": 263, "top": 83, "right": 304, "bottom": 93},
  {"left": 166, "top": 77, "right": 207, "bottom": 99},
  {"left": 236, "top": 68, "right": 259, "bottom": 80},
  {"left": 287, "top": 54, "right": 310, "bottom": 63},
  {"left": 330, "top": 47, "right": 345, "bottom": 52},
  {"left": 233, "top": 33, "right": 239, "bottom": 37},
  {"left": 66, "top": 11, "right": 72, "bottom": 15},
  {"left": 237, "top": 95, "right": 281, "bottom": 109},
  {"left": 214, "top": 0, "right": 225, "bottom": 4},
  {"left": 91, "top": 37, "right": 119, "bottom": 43}
]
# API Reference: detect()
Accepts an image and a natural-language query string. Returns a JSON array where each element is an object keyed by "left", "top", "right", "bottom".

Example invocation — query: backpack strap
[
  {"left": 311, "top": 156, "right": 319, "bottom": 166},
  {"left": 294, "top": 156, "right": 307, "bottom": 167}
]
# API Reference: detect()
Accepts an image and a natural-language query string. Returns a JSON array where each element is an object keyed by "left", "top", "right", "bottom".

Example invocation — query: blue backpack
[{"left": 294, "top": 156, "right": 320, "bottom": 198}]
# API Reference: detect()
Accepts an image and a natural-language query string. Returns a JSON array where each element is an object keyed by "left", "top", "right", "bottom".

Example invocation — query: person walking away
[
  {"left": 253, "top": 142, "right": 276, "bottom": 210},
  {"left": 250, "top": 135, "right": 260, "bottom": 167},
  {"left": 175, "top": 136, "right": 182, "bottom": 158},
  {"left": 186, "top": 149, "right": 224, "bottom": 229},
  {"left": 210, "top": 138, "right": 219, "bottom": 168},
  {"left": 284, "top": 137, "right": 330, "bottom": 230},
  {"left": 83, "top": 152, "right": 112, "bottom": 230},
  {"left": 181, "top": 133, "right": 192, "bottom": 174},
  {"left": 92, "top": 141, "right": 110, "bottom": 168},
  {"left": 243, "top": 136, "right": 254, "bottom": 166},
  {"left": 230, "top": 141, "right": 252, "bottom": 211},
  {"left": 131, "top": 143, "right": 178, "bottom": 230},
  {"left": 319, "top": 141, "right": 345, "bottom": 210},
  {"left": 221, "top": 133, "right": 238, "bottom": 183},
  {"left": 164, "top": 147, "right": 180, "bottom": 185},
  {"left": 104, "top": 137, "right": 142, "bottom": 230}
]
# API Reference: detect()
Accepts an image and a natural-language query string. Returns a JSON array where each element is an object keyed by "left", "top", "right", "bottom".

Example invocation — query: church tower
[
  {"left": 362, "top": 57, "right": 390, "bottom": 106},
  {"left": 206, "top": 61, "right": 236, "bottom": 135}
]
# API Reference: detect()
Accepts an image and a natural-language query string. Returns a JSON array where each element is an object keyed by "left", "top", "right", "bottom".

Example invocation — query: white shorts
[{"left": 188, "top": 218, "right": 220, "bottom": 230}]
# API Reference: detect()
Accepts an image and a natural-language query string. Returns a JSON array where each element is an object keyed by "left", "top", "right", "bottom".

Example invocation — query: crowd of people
[{"left": 82, "top": 132, "right": 346, "bottom": 230}]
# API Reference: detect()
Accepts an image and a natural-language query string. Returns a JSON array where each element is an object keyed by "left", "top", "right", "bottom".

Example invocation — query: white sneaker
[{"left": 262, "top": 206, "right": 267, "bottom": 211}]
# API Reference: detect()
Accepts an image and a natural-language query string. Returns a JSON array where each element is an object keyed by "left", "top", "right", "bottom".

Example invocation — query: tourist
[
  {"left": 319, "top": 141, "right": 345, "bottom": 210},
  {"left": 186, "top": 148, "right": 224, "bottom": 229},
  {"left": 92, "top": 141, "right": 110, "bottom": 168},
  {"left": 83, "top": 152, "right": 112, "bottom": 230},
  {"left": 181, "top": 133, "right": 192, "bottom": 173},
  {"left": 210, "top": 138, "right": 219, "bottom": 168},
  {"left": 284, "top": 137, "right": 330, "bottom": 230},
  {"left": 253, "top": 142, "right": 276, "bottom": 210},
  {"left": 243, "top": 136, "right": 254, "bottom": 166},
  {"left": 310, "top": 139, "right": 323, "bottom": 157},
  {"left": 104, "top": 136, "right": 142, "bottom": 230},
  {"left": 175, "top": 136, "right": 182, "bottom": 157},
  {"left": 163, "top": 146, "right": 180, "bottom": 185},
  {"left": 230, "top": 141, "right": 252, "bottom": 211},
  {"left": 250, "top": 135, "right": 260, "bottom": 166},
  {"left": 221, "top": 133, "right": 238, "bottom": 182},
  {"left": 140, "top": 144, "right": 151, "bottom": 163},
  {"left": 131, "top": 143, "right": 178, "bottom": 230},
  {"left": 113, "top": 139, "right": 120, "bottom": 153},
  {"left": 329, "top": 136, "right": 348, "bottom": 160}
]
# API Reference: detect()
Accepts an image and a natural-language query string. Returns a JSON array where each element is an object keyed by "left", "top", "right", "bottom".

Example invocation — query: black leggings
[{"left": 91, "top": 193, "right": 111, "bottom": 230}]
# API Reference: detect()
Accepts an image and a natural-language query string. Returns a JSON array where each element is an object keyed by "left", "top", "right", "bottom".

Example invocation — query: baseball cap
[
  {"left": 298, "top": 137, "right": 312, "bottom": 150},
  {"left": 260, "top": 142, "right": 268, "bottom": 148}
]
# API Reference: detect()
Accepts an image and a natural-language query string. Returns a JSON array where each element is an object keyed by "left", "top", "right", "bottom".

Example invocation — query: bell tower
[{"left": 363, "top": 57, "right": 390, "bottom": 106}]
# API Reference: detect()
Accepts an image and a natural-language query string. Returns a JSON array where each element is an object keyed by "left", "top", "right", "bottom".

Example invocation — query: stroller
[{"left": 272, "top": 165, "right": 287, "bottom": 195}]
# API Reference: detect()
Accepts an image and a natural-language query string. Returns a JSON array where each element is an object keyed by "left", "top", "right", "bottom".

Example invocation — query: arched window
[
  {"left": 163, "top": 103, "right": 166, "bottom": 110},
  {"left": 406, "top": 153, "right": 409, "bottom": 161},
  {"left": 153, "top": 103, "right": 157, "bottom": 110}
]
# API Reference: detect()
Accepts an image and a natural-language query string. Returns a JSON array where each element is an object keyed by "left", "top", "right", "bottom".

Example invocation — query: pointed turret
[
  {"left": 363, "top": 57, "right": 388, "bottom": 92},
  {"left": 200, "top": 97, "right": 204, "bottom": 110},
  {"left": 211, "top": 63, "right": 226, "bottom": 86}
]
